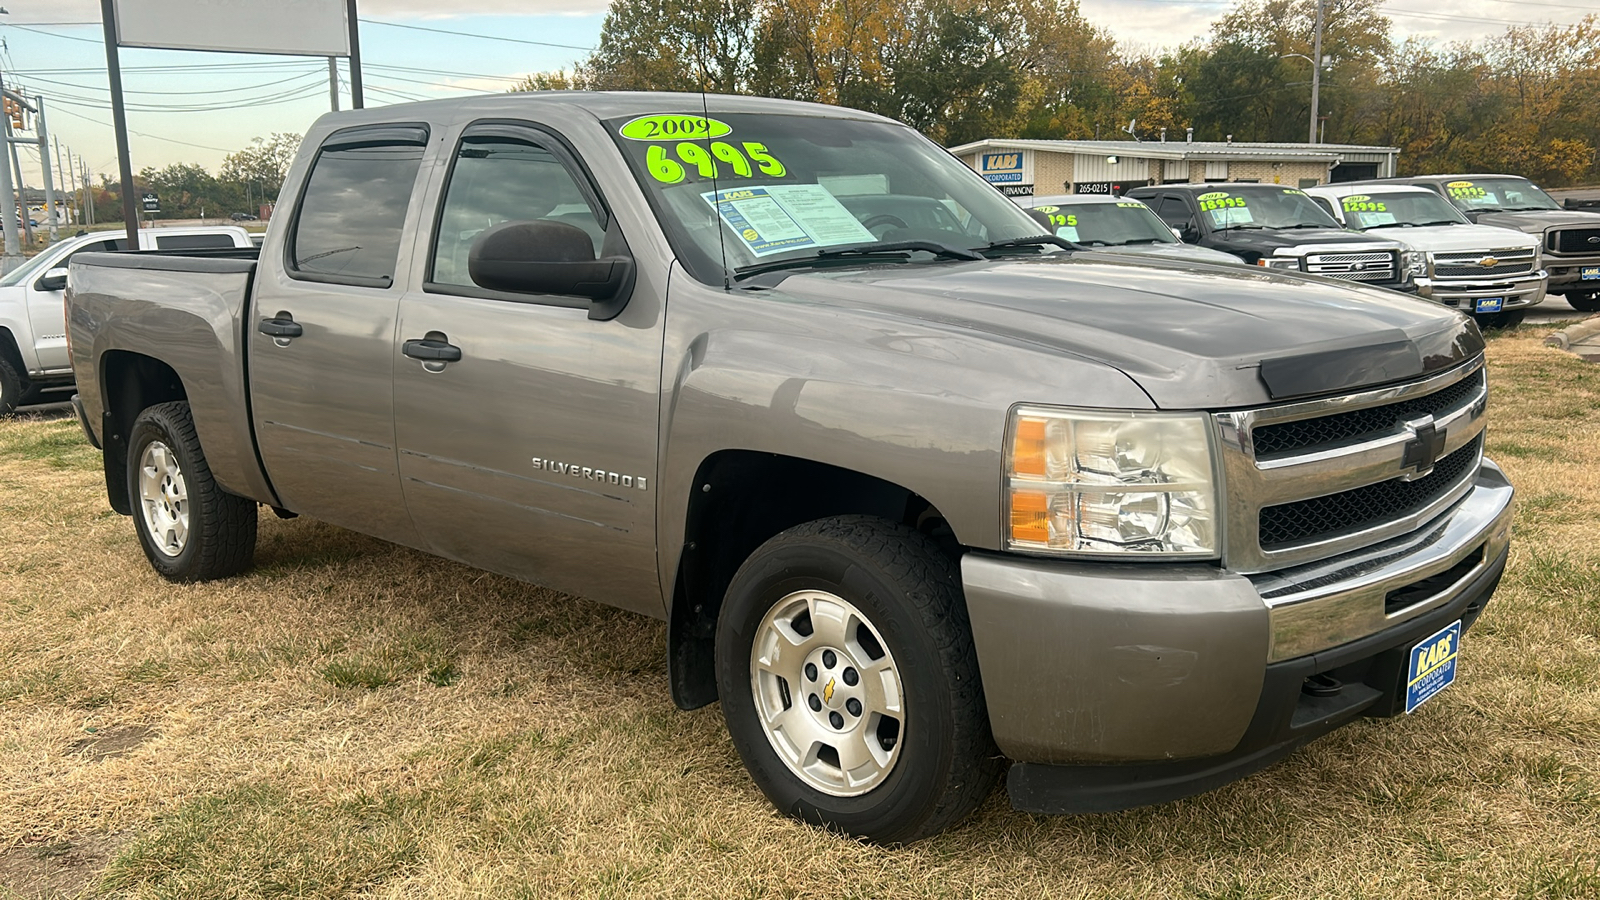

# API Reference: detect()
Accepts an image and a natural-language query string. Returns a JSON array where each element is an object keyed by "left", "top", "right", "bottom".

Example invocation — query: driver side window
[{"left": 429, "top": 135, "right": 604, "bottom": 291}]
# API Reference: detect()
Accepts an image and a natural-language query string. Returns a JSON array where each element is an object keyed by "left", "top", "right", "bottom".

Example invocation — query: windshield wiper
[
  {"left": 1117, "top": 238, "right": 1168, "bottom": 245},
  {"left": 732, "top": 240, "right": 982, "bottom": 281},
  {"left": 1281, "top": 223, "right": 1330, "bottom": 229},
  {"left": 1414, "top": 219, "right": 1462, "bottom": 227},
  {"left": 1364, "top": 222, "right": 1413, "bottom": 229},
  {"left": 980, "top": 234, "right": 1081, "bottom": 255}
]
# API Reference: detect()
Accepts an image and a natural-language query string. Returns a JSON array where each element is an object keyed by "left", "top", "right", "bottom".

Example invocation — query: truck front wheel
[
  {"left": 0, "top": 356, "right": 22, "bottom": 417},
  {"left": 1568, "top": 291, "right": 1600, "bottom": 313},
  {"left": 126, "top": 401, "right": 257, "bottom": 581},
  {"left": 715, "top": 516, "right": 1001, "bottom": 843}
]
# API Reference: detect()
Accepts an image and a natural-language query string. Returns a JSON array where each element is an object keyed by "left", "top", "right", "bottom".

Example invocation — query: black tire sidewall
[
  {"left": 716, "top": 531, "right": 963, "bottom": 841},
  {"left": 0, "top": 356, "right": 21, "bottom": 417},
  {"left": 126, "top": 406, "right": 206, "bottom": 579}
]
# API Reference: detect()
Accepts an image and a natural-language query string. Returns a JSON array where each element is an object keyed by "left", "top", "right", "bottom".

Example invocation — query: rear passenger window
[
  {"left": 156, "top": 233, "right": 236, "bottom": 250},
  {"left": 429, "top": 135, "right": 604, "bottom": 291},
  {"left": 289, "top": 127, "right": 428, "bottom": 286}
]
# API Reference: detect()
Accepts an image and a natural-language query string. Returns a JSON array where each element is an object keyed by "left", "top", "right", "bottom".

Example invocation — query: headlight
[
  {"left": 1402, "top": 250, "right": 1427, "bottom": 277},
  {"left": 1256, "top": 256, "right": 1301, "bottom": 271},
  {"left": 1004, "top": 407, "right": 1220, "bottom": 557}
]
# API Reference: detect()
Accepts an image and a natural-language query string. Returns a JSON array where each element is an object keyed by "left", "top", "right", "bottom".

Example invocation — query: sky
[{"left": 2, "top": 0, "right": 1596, "bottom": 196}]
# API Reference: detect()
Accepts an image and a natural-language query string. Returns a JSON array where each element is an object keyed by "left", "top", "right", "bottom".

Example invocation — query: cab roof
[{"left": 310, "top": 91, "right": 901, "bottom": 128}]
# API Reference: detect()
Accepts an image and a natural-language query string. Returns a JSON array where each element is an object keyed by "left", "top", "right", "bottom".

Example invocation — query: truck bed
[{"left": 68, "top": 248, "right": 277, "bottom": 506}]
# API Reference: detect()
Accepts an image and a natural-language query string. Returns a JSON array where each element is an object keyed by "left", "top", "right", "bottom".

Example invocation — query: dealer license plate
[
  {"left": 1582, "top": 266, "right": 1600, "bottom": 281},
  {"left": 1406, "top": 620, "right": 1461, "bottom": 714},
  {"left": 1474, "top": 297, "right": 1504, "bottom": 313}
]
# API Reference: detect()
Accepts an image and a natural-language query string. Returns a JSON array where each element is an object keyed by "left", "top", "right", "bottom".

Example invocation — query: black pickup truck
[{"left": 1127, "top": 183, "right": 1418, "bottom": 293}]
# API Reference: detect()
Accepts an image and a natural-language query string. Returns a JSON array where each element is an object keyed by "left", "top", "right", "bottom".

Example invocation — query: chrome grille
[
  {"left": 1214, "top": 359, "right": 1488, "bottom": 574},
  {"left": 1551, "top": 227, "right": 1600, "bottom": 255},
  {"left": 1305, "top": 250, "right": 1398, "bottom": 283},
  {"left": 1252, "top": 369, "right": 1485, "bottom": 459},
  {"left": 1433, "top": 248, "right": 1537, "bottom": 279},
  {"left": 1259, "top": 436, "right": 1482, "bottom": 550}
]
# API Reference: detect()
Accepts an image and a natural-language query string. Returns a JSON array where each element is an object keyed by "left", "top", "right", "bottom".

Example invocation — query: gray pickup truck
[{"left": 67, "top": 93, "right": 1513, "bottom": 843}]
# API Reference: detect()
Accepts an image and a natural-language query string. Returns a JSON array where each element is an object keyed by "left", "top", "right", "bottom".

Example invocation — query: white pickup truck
[
  {"left": 1305, "top": 184, "right": 1546, "bottom": 329},
  {"left": 0, "top": 226, "right": 252, "bottom": 414}
]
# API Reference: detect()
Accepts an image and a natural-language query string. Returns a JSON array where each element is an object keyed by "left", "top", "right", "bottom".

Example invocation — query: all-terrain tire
[
  {"left": 126, "top": 401, "right": 257, "bottom": 581},
  {"left": 1567, "top": 292, "right": 1600, "bottom": 313},
  {"left": 0, "top": 356, "right": 23, "bottom": 417},
  {"left": 716, "top": 515, "right": 1002, "bottom": 844}
]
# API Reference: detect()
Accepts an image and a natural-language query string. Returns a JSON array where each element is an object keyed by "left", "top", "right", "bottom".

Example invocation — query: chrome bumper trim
[{"left": 1250, "top": 460, "right": 1513, "bottom": 661}]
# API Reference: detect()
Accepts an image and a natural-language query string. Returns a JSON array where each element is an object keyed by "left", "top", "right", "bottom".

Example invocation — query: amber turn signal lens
[
  {"left": 1009, "top": 490, "right": 1050, "bottom": 543},
  {"left": 1011, "top": 417, "right": 1048, "bottom": 478}
]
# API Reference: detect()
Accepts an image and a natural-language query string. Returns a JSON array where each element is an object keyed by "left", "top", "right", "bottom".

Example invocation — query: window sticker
[
  {"left": 1197, "top": 192, "right": 1251, "bottom": 226},
  {"left": 1446, "top": 181, "right": 1488, "bottom": 201},
  {"left": 702, "top": 184, "right": 876, "bottom": 257},
  {"left": 1341, "top": 195, "right": 1387, "bottom": 212},
  {"left": 619, "top": 115, "right": 733, "bottom": 142}
]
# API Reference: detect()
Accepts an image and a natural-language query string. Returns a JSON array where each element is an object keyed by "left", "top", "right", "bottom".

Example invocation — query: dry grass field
[{"left": 2, "top": 327, "right": 1598, "bottom": 899}]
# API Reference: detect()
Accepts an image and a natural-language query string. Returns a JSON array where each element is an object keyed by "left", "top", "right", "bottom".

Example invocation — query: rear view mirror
[
  {"left": 468, "top": 220, "right": 633, "bottom": 309},
  {"left": 36, "top": 267, "right": 68, "bottom": 292}
]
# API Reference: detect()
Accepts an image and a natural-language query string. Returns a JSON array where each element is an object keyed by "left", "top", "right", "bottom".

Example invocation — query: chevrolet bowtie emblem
[
  {"left": 1401, "top": 416, "right": 1447, "bottom": 476},
  {"left": 1478, "top": 256, "right": 1498, "bottom": 267},
  {"left": 823, "top": 677, "right": 836, "bottom": 704}
]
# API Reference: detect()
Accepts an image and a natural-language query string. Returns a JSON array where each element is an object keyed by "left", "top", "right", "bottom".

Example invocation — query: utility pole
[
  {"left": 0, "top": 68, "right": 20, "bottom": 268},
  {"left": 55, "top": 137, "right": 69, "bottom": 227},
  {"left": 36, "top": 96, "right": 58, "bottom": 242},
  {"left": 1309, "top": 0, "right": 1325, "bottom": 144},
  {"left": 84, "top": 160, "right": 96, "bottom": 226},
  {"left": 2, "top": 89, "right": 33, "bottom": 246},
  {"left": 328, "top": 57, "right": 340, "bottom": 111}
]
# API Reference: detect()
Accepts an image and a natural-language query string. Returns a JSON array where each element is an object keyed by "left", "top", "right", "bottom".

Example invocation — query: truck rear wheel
[
  {"left": 715, "top": 516, "right": 1001, "bottom": 843},
  {"left": 126, "top": 401, "right": 257, "bottom": 581},
  {"left": 0, "top": 356, "right": 22, "bottom": 417}
]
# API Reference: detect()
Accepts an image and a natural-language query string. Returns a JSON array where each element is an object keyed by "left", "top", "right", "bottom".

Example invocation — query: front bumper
[
  {"left": 963, "top": 460, "right": 1513, "bottom": 813},
  {"left": 1545, "top": 254, "right": 1600, "bottom": 291},
  {"left": 1416, "top": 272, "right": 1547, "bottom": 310}
]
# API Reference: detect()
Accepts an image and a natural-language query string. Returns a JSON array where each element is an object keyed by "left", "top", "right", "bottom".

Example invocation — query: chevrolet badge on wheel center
[{"left": 66, "top": 93, "right": 1513, "bottom": 843}]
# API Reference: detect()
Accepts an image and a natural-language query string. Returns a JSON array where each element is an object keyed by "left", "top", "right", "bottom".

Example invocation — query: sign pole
[
  {"left": 101, "top": 0, "right": 141, "bottom": 250},
  {"left": 346, "top": 0, "right": 363, "bottom": 109}
]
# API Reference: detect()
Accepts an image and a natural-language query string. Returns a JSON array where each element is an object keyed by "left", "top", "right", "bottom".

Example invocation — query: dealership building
[{"left": 948, "top": 138, "right": 1402, "bottom": 199}]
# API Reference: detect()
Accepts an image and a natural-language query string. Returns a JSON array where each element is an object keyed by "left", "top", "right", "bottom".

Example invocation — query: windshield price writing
[{"left": 645, "top": 142, "right": 787, "bottom": 184}]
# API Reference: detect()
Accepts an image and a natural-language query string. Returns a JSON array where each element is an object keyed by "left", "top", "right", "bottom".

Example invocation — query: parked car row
[{"left": 1018, "top": 173, "right": 1600, "bottom": 328}]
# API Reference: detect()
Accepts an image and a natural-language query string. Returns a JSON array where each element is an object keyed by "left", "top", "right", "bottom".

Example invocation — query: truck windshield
[
  {"left": 603, "top": 112, "right": 1047, "bottom": 284},
  {"left": 0, "top": 250, "right": 59, "bottom": 287},
  {"left": 1439, "top": 177, "right": 1562, "bottom": 212},
  {"left": 1027, "top": 198, "right": 1178, "bottom": 246},
  {"left": 1196, "top": 187, "right": 1340, "bottom": 231},
  {"left": 1336, "top": 192, "right": 1468, "bottom": 230}
]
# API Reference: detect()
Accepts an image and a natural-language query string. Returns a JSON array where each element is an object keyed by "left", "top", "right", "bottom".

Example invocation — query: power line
[
  {"left": 358, "top": 18, "right": 597, "bottom": 52},
  {"left": 16, "top": 70, "right": 327, "bottom": 98},
  {"left": 45, "top": 103, "right": 236, "bottom": 152}
]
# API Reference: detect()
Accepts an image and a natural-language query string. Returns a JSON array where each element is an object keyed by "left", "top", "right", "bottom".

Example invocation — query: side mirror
[
  {"left": 36, "top": 267, "right": 68, "bottom": 292},
  {"left": 468, "top": 220, "right": 632, "bottom": 310}
]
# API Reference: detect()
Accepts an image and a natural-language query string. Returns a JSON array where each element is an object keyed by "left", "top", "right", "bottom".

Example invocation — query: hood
[
  {"left": 1355, "top": 224, "right": 1541, "bottom": 254},
  {"left": 1206, "top": 228, "right": 1401, "bottom": 253},
  {"left": 1467, "top": 208, "right": 1600, "bottom": 233},
  {"left": 1097, "top": 242, "right": 1244, "bottom": 265},
  {"left": 763, "top": 254, "right": 1481, "bottom": 410}
]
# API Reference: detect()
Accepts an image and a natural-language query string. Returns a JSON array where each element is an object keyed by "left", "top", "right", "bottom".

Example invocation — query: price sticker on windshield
[
  {"left": 619, "top": 114, "right": 788, "bottom": 184},
  {"left": 1197, "top": 191, "right": 1246, "bottom": 212},
  {"left": 1447, "top": 181, "right": 1487, "bottom": 200},
  {"left": 1342, "top": 195, "right": 1388, "bottom": 212}
]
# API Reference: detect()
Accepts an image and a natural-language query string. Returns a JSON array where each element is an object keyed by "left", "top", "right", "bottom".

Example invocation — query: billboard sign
[
  {"left": 114, "top": 0, "right": 351, "bottom": 56},
  {"left": 141, "top": 192, "right": 160, "bottom": 214}
]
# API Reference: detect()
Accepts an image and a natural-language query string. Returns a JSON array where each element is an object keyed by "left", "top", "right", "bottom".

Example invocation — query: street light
[{"left": 1280, "top": 50, "right": 1330, "bottom": 144}]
